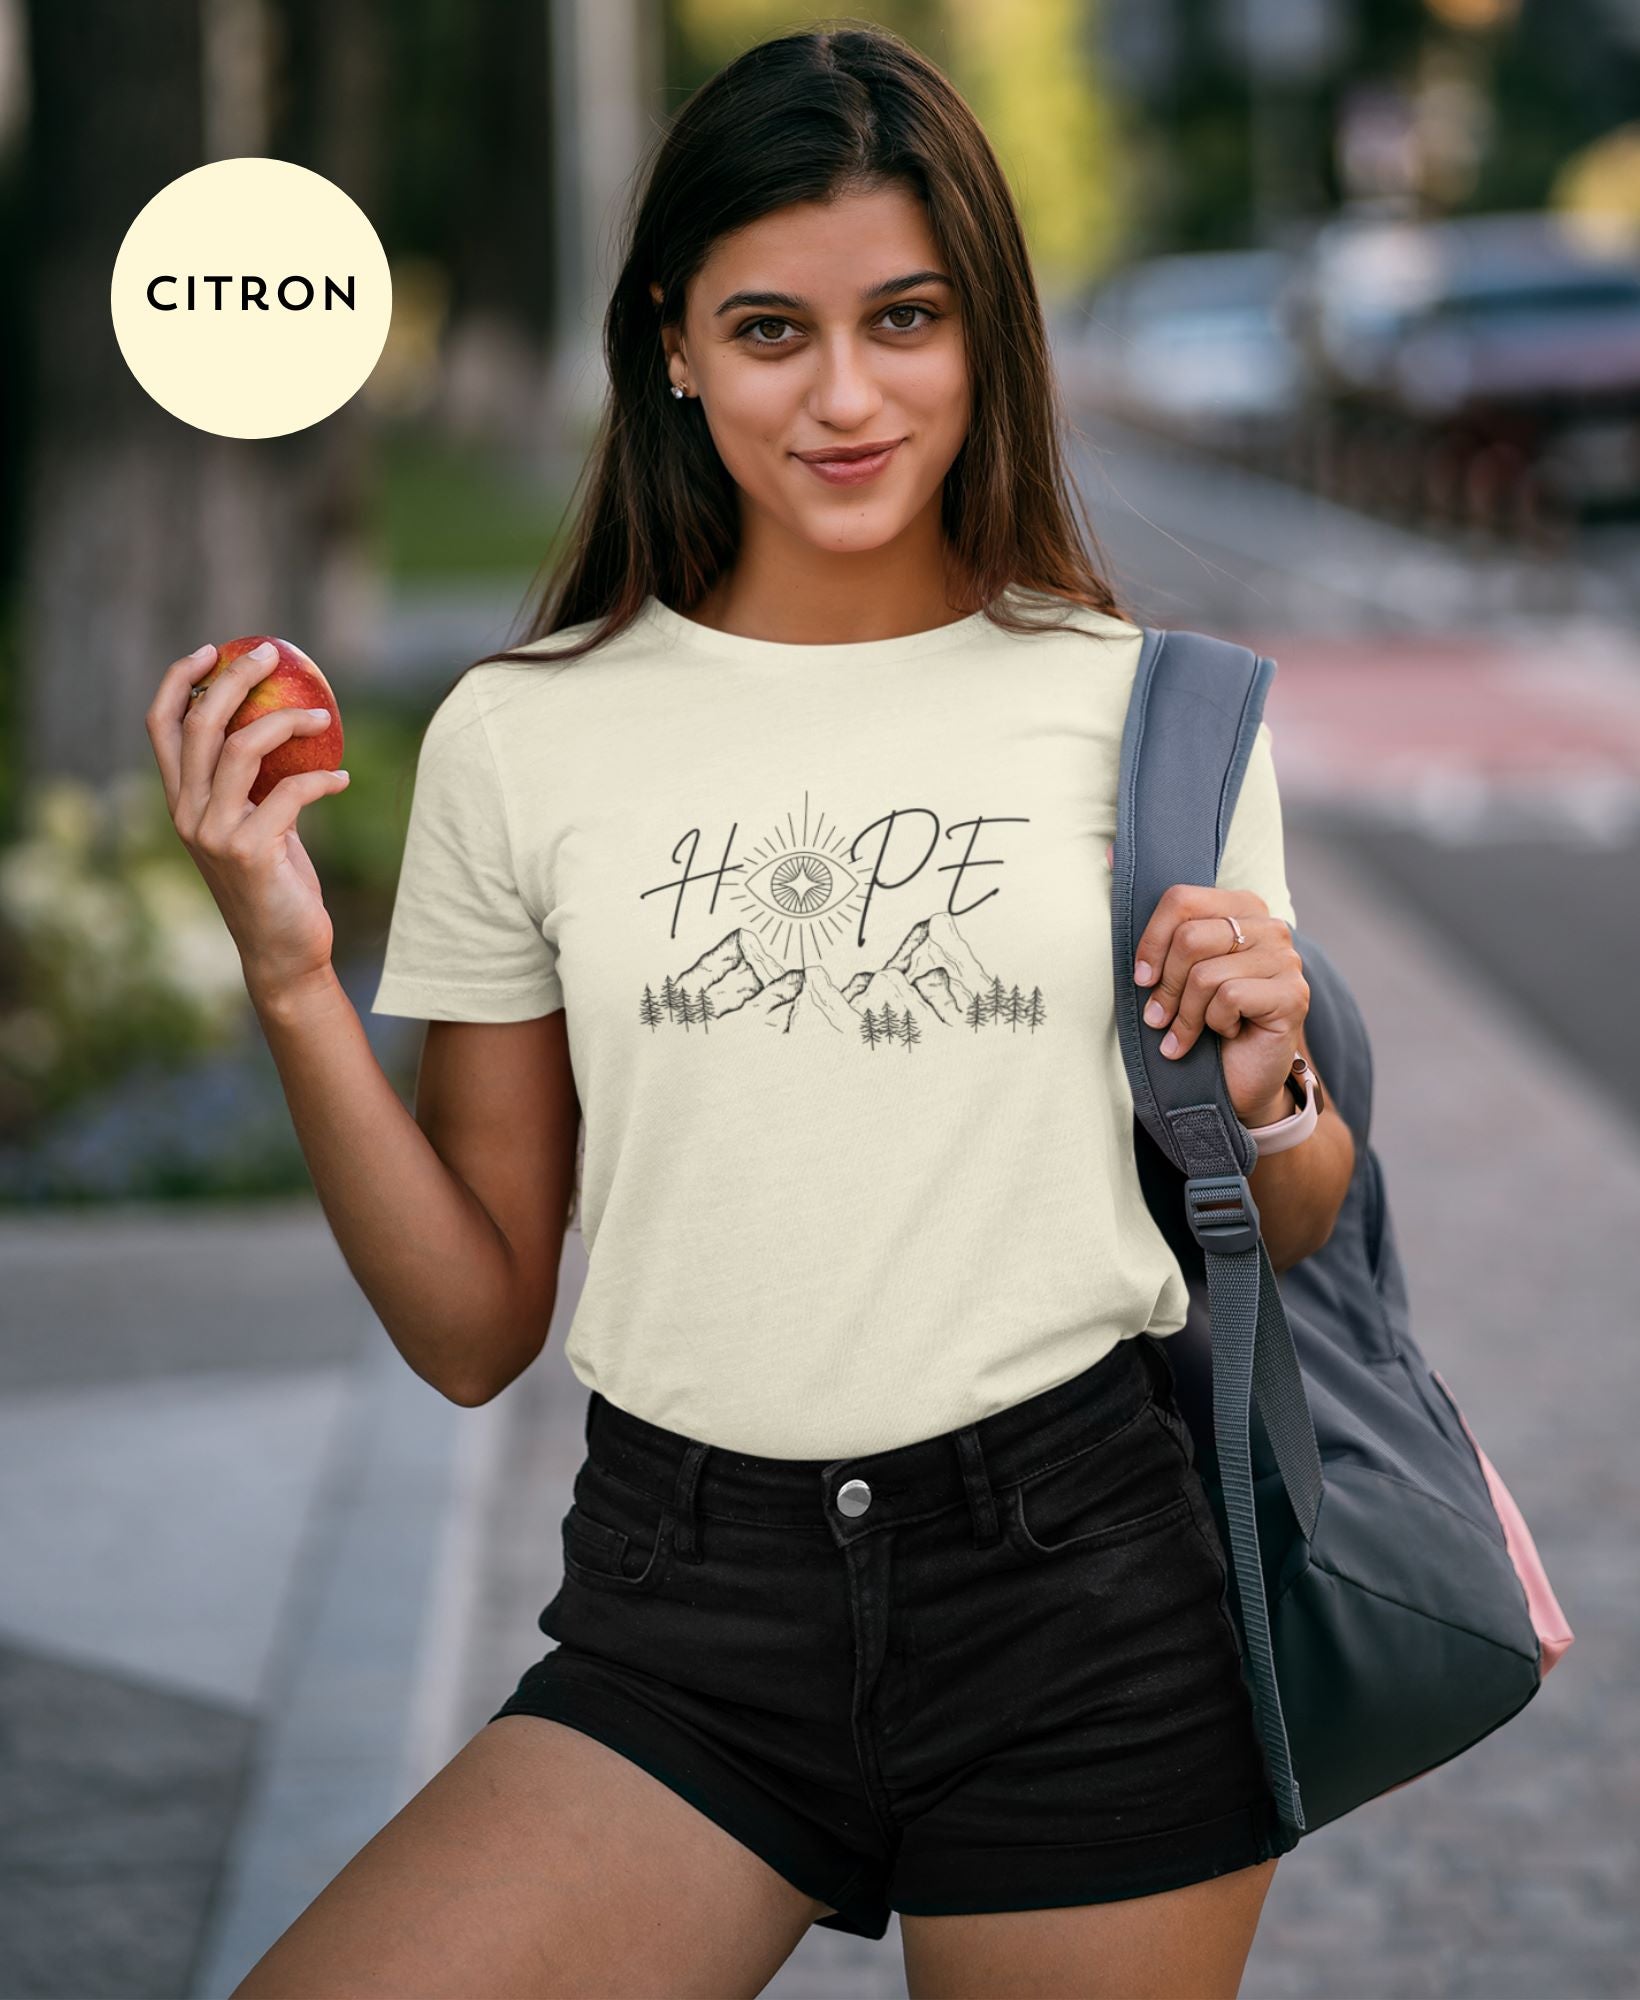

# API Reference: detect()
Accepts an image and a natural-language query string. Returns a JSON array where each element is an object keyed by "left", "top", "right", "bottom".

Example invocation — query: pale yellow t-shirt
[{"left": 370, "top": 588, "right": 1296, "bottom": 1456}]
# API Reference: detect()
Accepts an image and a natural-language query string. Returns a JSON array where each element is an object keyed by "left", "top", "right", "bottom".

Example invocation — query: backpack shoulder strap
[
  {"left": 1113, "top": 624, "right": 1274, "bottom": 1186},
  {"left": 1115, "top": 622, "right": 1322, "bottom": 1843}
]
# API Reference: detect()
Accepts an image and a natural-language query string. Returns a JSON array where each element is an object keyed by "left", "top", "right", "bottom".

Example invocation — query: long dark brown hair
[{"left": 444, "top": 18, "right": 1130, "bottom": 700}]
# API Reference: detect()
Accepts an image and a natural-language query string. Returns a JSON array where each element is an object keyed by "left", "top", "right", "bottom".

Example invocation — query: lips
[
  {"left": 793, "top": 439, "right": 903, "bottom": 485},
  {"left": 794, "top": 439, "right": 904, "bottom": 463}
]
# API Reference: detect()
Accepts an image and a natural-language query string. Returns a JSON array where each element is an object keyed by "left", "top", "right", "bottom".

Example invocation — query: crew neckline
[{"left": 638, "top": 588, "right": 1021, "bottom": 665}]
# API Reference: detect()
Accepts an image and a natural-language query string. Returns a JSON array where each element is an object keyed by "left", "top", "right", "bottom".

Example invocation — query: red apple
[{"left": 191, "top": 635, "right": 344, "bottom": 805}]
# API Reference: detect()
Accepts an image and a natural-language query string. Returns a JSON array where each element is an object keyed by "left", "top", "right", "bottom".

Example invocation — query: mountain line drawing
[{"left": 636, "top": 911, "right": 1048, "bottom": 1046}]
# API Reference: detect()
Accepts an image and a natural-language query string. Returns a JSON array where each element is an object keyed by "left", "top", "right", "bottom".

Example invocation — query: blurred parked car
[
  {"left": 1063, "top": 248, "right": 1308, "bottom": 453},
  {"left": 1289, "top": 209, "right": 1640, "bottom": 524}
]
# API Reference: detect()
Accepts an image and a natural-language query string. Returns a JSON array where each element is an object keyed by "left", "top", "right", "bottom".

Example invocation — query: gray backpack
[{"left": 1113, "top": 623, "right": 1573, "bottom": 1850}]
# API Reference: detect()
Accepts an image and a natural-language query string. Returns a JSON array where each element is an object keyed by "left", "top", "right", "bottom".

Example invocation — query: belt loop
[
  {"left": 953, "top": 1425, "right": 1001, "bottom": 1547},
  {"left": 669, "top": 1439, "right": 710, "bottom": 1563},
  {"left": 1140, "top": 1333, "right": 1175, "bottom": 1410}
]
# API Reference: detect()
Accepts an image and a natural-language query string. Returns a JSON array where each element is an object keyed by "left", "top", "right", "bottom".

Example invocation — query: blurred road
[{"left": 3, "top": 416, "right": 1637, "bottom": 1997}]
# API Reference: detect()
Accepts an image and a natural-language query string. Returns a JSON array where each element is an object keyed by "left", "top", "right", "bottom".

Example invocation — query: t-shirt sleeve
[
  {"left": 1214, "top": 718, "right": 1297, "bottom": 928},
  {"left": 368, "top": 670, "right": 565, "bottom": 1022}
]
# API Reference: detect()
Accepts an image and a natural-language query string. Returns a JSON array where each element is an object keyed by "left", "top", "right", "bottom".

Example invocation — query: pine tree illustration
[
  {"left": 660, "top": 972, "right": 681, "bottom": 1021},
  {"left": 965, "top": 990, "right": 986, "bottom": 1032},
  {"left": 1025, "top": 985, "right": 1047, "bottom": 1031},
  {"left": 1006, "top": 983, "right": 1025, "bottom": 1030},
  {"left": 880, "top": 1000, "right": 900, "bottom": 1041},
  {"left": 698, "top": 985, "right": 715, "bottom": 1033},
  {"left": 639, "top": 984, "right": 665, "bottom": 1030},
  {"left": 678, "top": 988, "right": 700, "bottom": 1031},
  {"left": 902, "top": 1008, "right": 923, "bottom": 1051},
  {"left": 988, "top": 973, "right": 1006, "bottom": 1024},
  {"left": 860, "top": 1005, "right": 881, "bottom": 1049}
]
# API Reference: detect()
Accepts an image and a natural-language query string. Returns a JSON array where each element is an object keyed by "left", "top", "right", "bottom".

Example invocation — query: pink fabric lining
[
  {"left": 1431, "top": 1369, "right": 1574, "bottom": 1673},
  {"left": 1371, "top": 1372, "right": 1572, "bottom": 1803}
]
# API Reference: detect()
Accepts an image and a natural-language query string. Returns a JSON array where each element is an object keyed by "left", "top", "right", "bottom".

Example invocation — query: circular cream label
[{"left": 110, "top": 157, "right": 392, "bottom": 438}]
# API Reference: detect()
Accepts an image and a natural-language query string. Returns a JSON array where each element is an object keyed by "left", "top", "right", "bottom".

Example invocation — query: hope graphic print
[{"left": 635, "top": 792, "right": 1048, "bottom": 1044}]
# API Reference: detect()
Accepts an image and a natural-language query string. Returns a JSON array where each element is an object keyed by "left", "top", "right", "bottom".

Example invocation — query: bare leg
[
  {"left": 230, "top": 1715, "right": 836, "bottom": 2000},
  {"left": 900, "top": 1856, "right": 1279, "bottom": 2000}
]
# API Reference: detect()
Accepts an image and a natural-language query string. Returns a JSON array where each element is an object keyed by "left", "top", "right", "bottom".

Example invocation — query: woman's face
[{"left": 655, "top": 183, "right": 970, "bottom": 557}]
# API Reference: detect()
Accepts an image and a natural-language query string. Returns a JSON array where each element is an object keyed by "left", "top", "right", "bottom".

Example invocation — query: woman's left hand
[{"left": 1129, "top": 875, "right": 1308, "bottom": 1129}]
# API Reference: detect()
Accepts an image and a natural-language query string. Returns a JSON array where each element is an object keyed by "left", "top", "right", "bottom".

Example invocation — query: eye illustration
[
  {"left": 732, "top": 800, "right": 864, "bottom": 960},
  {"left": 743, "top": 848, "right": 859, "bottom": 918}
]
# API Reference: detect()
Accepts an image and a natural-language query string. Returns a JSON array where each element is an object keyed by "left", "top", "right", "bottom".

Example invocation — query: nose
[{"left": 805, "top": 335, "right": 885, "bottom": 430}]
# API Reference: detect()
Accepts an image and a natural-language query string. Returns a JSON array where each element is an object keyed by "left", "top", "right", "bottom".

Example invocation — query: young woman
[{"left": 150, "top": 23, "right": 1355, "bottom": 2000}]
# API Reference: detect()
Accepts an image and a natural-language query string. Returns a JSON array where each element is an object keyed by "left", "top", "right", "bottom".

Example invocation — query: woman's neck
[{"left": 686, "top": 564, "right": 983, "bottom": 647}]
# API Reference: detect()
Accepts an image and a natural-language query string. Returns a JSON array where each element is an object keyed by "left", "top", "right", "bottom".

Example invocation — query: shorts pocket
[
  {"left": 1005, "top": 1404, "right": 1194, "bottom": 1560},
  {"left": 1148, "top": 1395, "right": 1201, "bottom": 1470},
  {"left": 560, "top": 1463, "right": 672, "bottom": 1591}
]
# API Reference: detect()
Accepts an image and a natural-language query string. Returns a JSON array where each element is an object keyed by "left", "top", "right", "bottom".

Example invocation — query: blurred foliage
[
  {"left": 1551, "top": 120, "right": 1640, "bottom": 238},
  {"left": 0, "top": 587, "right": 19, "bottom": 854},
  {"left": 0, "top": 1037, "right": 314, "bottom": 1206},
  {"left": 1474, "top": 2, "right": 1640, "bottom": 214},
  {"left": 0, "top": 772, "right": 251, "bottom": 1138},
  {"left": 0, "top": 940, "right": 423, "bottom": 1206},
  {"left": 293, "top": 689, "right": 430, "bottom": 892},
  {"left": 0, "top": 690, "right": 425, "bottom": 1151},
  {"left": 375, "top": 422, "right": 567, "bottom": 578},
  {"left": 0, "top": 397, "right": 561, "bottom": 1200},
  {"left": 943, "top": 0, "right": 1132, "bottom": 293}
]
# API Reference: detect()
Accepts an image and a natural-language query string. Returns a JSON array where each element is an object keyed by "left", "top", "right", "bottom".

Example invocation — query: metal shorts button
[{"left": 835, "top": 1477, "right": 872, "bottom": 1517}]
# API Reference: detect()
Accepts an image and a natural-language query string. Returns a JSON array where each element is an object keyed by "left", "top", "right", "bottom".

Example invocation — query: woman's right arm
[
  {"left": 248, "top": 973, "right": 577, "bottom": 1405},
  {"left": 147, "top": 642, "right": 575, "bottom": 1406}
]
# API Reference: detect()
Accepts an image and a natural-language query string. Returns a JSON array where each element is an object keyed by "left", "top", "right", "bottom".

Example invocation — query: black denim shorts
[{"left": 489, "top": 1333, "right": 1283, "bottom": 1941}]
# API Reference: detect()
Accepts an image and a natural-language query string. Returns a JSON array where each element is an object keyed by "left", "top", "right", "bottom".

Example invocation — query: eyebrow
[{"left": 711, "top": 271, "right": 955, "bottom": 317}]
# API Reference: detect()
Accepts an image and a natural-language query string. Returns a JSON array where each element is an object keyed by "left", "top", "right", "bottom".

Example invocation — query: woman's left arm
[
  {"left": 1132, "top": 884, "right": 1357, "bottom": 1275},
  {"left": 1243, "top": 1022, "right": 1356, "bottom": 1273}
]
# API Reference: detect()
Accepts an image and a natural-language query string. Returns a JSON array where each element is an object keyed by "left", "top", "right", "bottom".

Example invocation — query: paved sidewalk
[
  {"left": 0, "top": 809, "right": 1632, "bottom": 1998},
  {"left": 0, "top": 1202, "right": 510, "bottom": 2000}
]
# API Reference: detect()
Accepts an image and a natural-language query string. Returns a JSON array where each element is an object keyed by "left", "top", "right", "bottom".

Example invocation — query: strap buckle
[{"left": 1184, "top": 1173, "right": 1262, "bottom": 1254}]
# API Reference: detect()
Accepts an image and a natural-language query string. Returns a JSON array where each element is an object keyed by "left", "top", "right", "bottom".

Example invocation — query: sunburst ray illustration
[{"left": 728, "top": 790, "right": 865, "bottom": 970}]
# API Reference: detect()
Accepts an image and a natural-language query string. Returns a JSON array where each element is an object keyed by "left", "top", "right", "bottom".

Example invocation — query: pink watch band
[{"left": 1246, "top": 1067, "right": 1319, "bottom": 1155}]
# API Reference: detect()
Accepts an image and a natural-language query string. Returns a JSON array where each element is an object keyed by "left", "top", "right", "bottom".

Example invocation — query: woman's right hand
[{"left": 146, "top": 640, "right": 352, "bottom": 1005}]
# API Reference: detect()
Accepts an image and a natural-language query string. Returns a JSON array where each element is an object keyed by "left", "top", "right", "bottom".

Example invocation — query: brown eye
[{"left": 736, "top": 316, "right": 796, "bottom": 347}]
